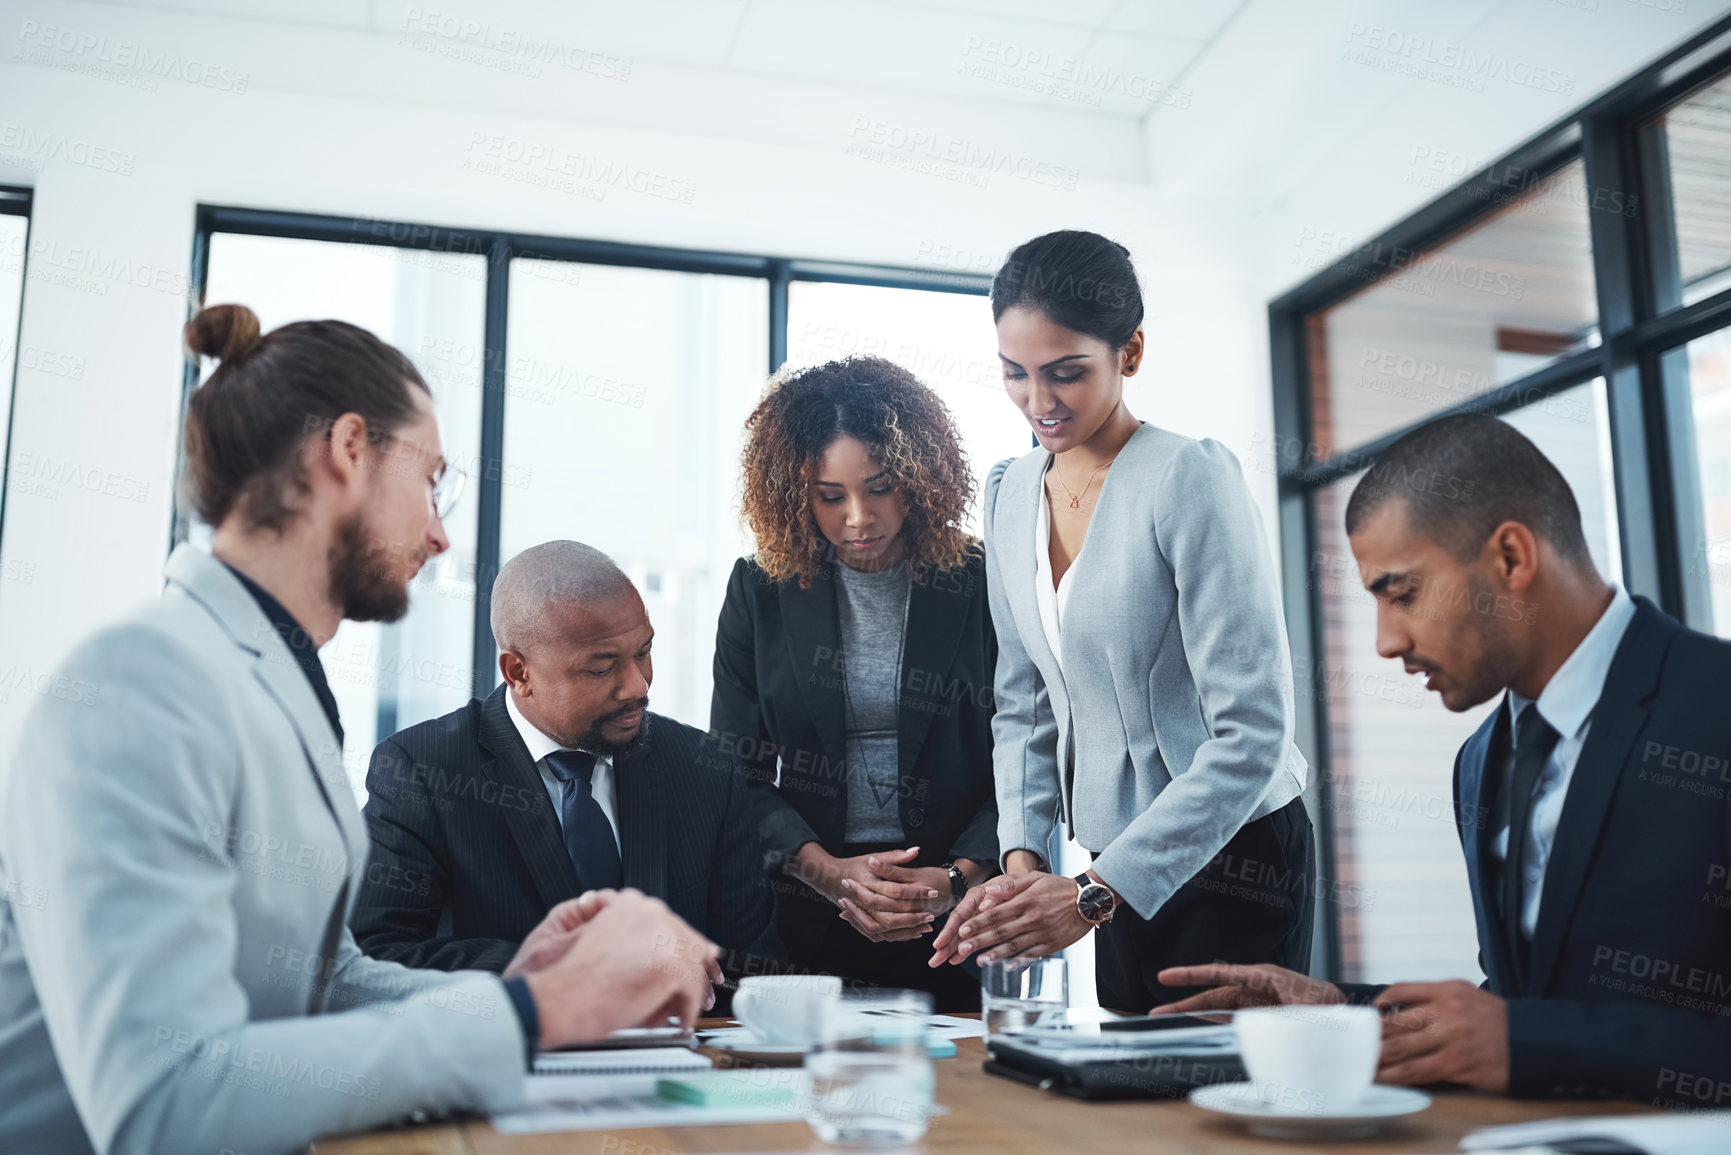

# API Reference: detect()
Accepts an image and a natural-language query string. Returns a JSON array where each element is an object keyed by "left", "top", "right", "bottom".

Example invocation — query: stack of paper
[
  {"left": 1463, "top": 1110, "right": 1731, "bottom": 1155},
  {"left": 532, "top": 1046, "right": 710, "bottom": 1077}
]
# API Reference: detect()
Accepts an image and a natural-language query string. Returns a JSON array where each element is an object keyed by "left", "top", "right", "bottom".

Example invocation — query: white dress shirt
[
  {"left": 1493, "top": 583, "right": 1636, "bottom": 940},
  {"left": 505, "top": 690, "right": 621, "bottom": 854}
]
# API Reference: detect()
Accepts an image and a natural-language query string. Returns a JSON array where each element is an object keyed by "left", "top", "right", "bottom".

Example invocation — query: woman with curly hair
[{"left": 710, "top": 356, "right": 1000, "bottom": 1008}]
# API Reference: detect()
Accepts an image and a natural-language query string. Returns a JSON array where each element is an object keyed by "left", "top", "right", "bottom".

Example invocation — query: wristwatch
[
  {"left": 1073, "top": 872, "right": 1118, "bottom": 925},
  {"left": 944, "top": 861, "right": 968, "bottom": 904}
]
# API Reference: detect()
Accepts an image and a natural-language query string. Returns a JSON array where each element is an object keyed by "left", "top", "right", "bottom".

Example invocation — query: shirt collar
[
  {"left": 1507, "top": 583, "right": 1636, "bottom": 741},
  {"left": 219, "top": 558, "right": 344, "bottom": 747},
  {"left": 504, "top": 688, "right": 612, "bottom": 771}
]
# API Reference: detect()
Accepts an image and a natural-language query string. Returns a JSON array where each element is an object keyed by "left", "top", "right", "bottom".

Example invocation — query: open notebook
[{"left": 533, "top": 1047, "right": 712, "bottom": 1077}]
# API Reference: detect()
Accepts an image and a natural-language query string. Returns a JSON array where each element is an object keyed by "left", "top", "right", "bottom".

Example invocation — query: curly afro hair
[{"left": 739, "top": 356, "right": 977, "bottom": 588}]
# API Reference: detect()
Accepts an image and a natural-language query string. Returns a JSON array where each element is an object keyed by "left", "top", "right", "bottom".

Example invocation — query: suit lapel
[
  {"left": 477, "top": 687, "right": 582, "bottom": 908},
  {"left": 1527, "top": 602, "right": 1674, "bottom": 993},
  {"left": 615, "top": 725, "right": 668, "bottom": 898},
  {"left": 896, "top": 561, "right": 972, "bottom": 784},
  {"left": 165, "top": 545, "right": 362, "bottom": 864},
  {"left": 781, "top": 563, "right": 848, "bottom": 795},
  {"left": 993, "top": 454, "right": 1066, "bottom": 713},
  {"left": 1460, "top": 702, "right": 1514, "bottom": 994}
]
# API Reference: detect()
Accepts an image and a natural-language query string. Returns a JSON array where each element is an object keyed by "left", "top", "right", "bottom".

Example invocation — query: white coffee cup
[
  {"left": 1233, "top": 1005, "right": 1380, "bottom": 1113},
  {"left": 732, "top": 974, "right": 843, "bottom": 1046}
]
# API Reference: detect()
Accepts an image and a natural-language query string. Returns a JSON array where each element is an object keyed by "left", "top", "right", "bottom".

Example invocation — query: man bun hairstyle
[
  {"left": 181, "top": 302, "right": 430, "bottom": 533},
  {"left": 991, "top": 230, "right": 1144, "bottom": 349}
]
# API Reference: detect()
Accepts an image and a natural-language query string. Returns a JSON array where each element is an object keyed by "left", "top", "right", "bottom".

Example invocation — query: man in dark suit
[
  {"left": 352, "top": 540, "right": 780, "bottom": 993},
  {"left": 1154, "top": 414, "right": 1731, "bottom": 1105}
]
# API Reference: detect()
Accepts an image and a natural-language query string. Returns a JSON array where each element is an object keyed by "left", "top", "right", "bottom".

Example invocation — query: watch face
[{"left": 1077, "top": 884, "right": 1113, "bottom": 921}]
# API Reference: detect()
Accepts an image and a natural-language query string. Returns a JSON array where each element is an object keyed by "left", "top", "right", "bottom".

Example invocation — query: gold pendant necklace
[{"left": 1053, "top": 456, "right": 1115, "bottom": 510}]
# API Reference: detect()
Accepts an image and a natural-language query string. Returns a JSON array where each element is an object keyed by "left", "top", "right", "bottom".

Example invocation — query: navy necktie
[
  {"left": 1498, "top": 704, "right": 1560, "bottom": 992},
  {"left": 544, "top": 750, "right": 623, "bottom": 892}
]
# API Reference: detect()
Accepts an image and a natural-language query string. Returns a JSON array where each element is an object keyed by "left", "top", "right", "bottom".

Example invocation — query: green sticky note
[{"left": 655, "top": 1072, "right": 798, "bottom": 1109}]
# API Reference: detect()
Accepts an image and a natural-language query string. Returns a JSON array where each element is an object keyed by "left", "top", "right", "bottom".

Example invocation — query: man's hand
[
  {"left": 524, "top": 889, "right": 721, "bottom": 1048},
  {"left": 926, "top": 871, "right": 1090, "bottom": 966},
  {"left": 503, "top": 890, "right": 618, "bottom": 980},
  {"left": 1374, "top": 981, "right": 1509, "bottom": 1092},
  {"left": 1149, "top": 963, "right": 1348, "bottom": 1014}
]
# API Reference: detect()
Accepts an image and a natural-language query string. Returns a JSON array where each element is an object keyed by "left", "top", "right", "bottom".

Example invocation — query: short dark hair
[
  {"left": 991, "top": 230, "right": 1143, "bottom": 349},
  {"left": 182, "top": 303, "right": 430, "bottom": 532},
  {"left": 1344, "top": 413, "right": 1594, "bottom": 569}
]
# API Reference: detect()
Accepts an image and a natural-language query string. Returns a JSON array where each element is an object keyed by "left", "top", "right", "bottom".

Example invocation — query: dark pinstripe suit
[{"left": 351, "top": 686, "right": 781, "bottom": 981}]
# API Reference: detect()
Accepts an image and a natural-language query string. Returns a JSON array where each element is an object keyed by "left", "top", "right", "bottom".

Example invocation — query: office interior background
[{"left": 2, "top": 0, "right": 1729, "bottom": 1008}]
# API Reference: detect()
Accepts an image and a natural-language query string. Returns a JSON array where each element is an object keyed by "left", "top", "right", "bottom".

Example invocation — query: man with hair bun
[
  {"left": 1158, "top": 414, "right": 1731, "bottom": 1105},
  {"left": 0, "top": 305, "right": 720, "bottom": 1155}
]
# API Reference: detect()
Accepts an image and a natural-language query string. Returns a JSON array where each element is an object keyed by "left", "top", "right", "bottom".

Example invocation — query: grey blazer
[
  {"left": 985, "top": 422, "right": 1308, "bottom": 919},
  {"left": 0, "top": 545, "right": 525, "bottom": 1155}
]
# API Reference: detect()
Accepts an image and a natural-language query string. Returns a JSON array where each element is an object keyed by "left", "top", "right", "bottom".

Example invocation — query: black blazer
[
  {"left": 351, "top": 686, "right": 781, "bottom": 980},
  {"left": 710, "top": 547, "right": 999, "bottom": 961},
  {"left": 1352, "top": 598, "right": 1731, "bottom": 1102}
]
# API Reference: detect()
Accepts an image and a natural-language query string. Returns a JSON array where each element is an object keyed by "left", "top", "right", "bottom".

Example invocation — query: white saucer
[{"left": 1189, "top": 1082, "right": 1432, "bottom": 1140}]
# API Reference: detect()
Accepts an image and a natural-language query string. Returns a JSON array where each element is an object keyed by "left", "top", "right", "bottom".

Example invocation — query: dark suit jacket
[
  {"left": 1353, "top": 597, "right": 1731, "bottom": 1102},
  {"left": 351, "top": 688, "right": 781, "bottom": 983},
  {"left": 709, "top": 547, "right": 999, "bottom": 962}
]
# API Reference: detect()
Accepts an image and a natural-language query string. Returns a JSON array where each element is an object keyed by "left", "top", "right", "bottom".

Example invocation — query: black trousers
[
  {"left": 775, "top": 840, "right": 982, "bottom": 1014},
  {"left": 1093, "top": 797, "right": 1315, "bottom": 1014}
]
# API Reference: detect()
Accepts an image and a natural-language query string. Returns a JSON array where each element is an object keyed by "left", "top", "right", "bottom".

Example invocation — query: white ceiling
[{"left": 83, "top": 0, "right": 1246, "bottom": 121}]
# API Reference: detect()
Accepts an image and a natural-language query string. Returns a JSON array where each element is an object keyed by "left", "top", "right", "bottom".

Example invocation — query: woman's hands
[
  {"left": 928, "top": 869, "right": 1094, "bottom": 966},
  {"left": 788, "top": 845, "right": 985, "bottom": 943}
]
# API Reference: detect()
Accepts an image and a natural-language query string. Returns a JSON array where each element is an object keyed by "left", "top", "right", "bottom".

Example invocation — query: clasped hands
[
  {"left": 790, "top": 844, "right": 973, "bottom": 942},
  {"left": 499, "top": 888, "right": 724, "bottom": 1050},
  {"left": 1152, "top": 963, "right": 1511, "bottom": 1093},
  {"left": 929, "top": 856, "right": 1095, "bottom": 967}
]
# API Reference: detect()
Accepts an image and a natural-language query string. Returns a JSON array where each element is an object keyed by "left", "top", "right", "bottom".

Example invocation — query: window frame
[
  {"left": 1270, "top": 13, "right": 1731, "bottom": 981},
  {"left": 174, "top": 206, "right": 994, "bottom": 722},
  {"left": 0, "top": 185, "right": 32, "bottom": 562}
]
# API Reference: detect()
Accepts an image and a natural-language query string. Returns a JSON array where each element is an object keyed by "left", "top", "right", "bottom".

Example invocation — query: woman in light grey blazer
[{"left": 929, "top": 231, "right": 1314, "bottom": 1013}]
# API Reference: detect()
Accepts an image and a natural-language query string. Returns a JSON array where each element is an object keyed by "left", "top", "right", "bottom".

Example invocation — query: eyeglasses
[
  {"left": 429, "top": 461, "right": 466, "bottom": 521},
  {"left": 350, "top": 424, "right": 467, "bottom": 522}
]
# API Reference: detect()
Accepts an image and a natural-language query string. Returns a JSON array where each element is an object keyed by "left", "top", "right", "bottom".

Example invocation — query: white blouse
[{"left": 1032, "top": 454, "right": 1080, "bottom": 685}]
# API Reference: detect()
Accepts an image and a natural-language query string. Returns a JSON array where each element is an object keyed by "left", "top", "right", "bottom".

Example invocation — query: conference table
[{"left": 315, "top": 1020, "right": 1651, "bottom": 1155}]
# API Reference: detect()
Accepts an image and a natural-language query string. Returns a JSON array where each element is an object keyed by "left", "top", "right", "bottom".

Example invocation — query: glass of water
[
  {"left": 980, "top": 956, "right": 1067, "bottom": 1039},
  {"left": 805, "top": 988, "right": 935, "bottom": 1146}
]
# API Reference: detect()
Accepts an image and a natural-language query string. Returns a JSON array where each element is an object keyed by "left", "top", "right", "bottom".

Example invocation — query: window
[
  {"left": 499, "top": 261, "right": 767, "bottom": 725},
  {"left": 1312, "top": 382, "right": 1620, "bottom": 982},
  {"left": 1645, "top": 71, "right": 1731, "bottom": 310},
  {"left": 182, "top": 216, "right": 999, "bottom": 768},
  {"left": 1307, "top": 160, "right": 1598, "bottom": 456},
  {"left": 1272, "top": 20, "right": 1731, "bottom": 983},
  {"left": 197, "top": 231, "right": 487, "bottom": 798},
  {"left": 1670, "top": 328, "right": 1731, "bottom": 637},
  {"left": 786, "top": 281, "right": 1029, "bottom": 530},
  {"left": 0, "top": 189, "right": 29, "bottom": 553}
]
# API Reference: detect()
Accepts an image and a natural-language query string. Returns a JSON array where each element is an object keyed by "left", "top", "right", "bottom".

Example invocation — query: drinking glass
[
  {"left": 804, "top": 988, "right": 935, "bottom": 1146},
  {"left": 980, "top": 956, "right": 1067, "bottom": 1039}
]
